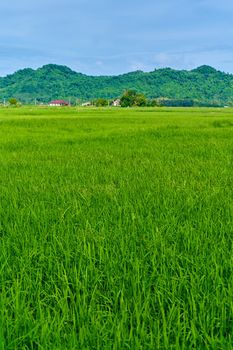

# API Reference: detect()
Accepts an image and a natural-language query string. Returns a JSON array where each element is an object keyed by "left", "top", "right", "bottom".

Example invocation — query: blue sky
[{"left": 0, "top": 0, "right": 233, "bottom": 76}]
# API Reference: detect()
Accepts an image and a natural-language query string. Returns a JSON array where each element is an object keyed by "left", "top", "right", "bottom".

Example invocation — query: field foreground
[{"left": 0, "top": 107, "right": 233, "bottom": 349}]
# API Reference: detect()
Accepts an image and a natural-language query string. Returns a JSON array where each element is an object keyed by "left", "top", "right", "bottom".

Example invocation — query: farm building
[
  {"left": 81, "top": 101, "right": 92, "bottom": 107},
  {"left": 112, "top": 99, "right": 121, "bottom": 107},
  {"left": 49, "top": 100, "right": 69, "bottom": 106}
]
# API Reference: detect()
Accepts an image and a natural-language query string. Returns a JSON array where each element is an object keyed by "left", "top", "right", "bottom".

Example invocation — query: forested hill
[{"left": 0, "top": 64, "right": 233, "bottom": 104}]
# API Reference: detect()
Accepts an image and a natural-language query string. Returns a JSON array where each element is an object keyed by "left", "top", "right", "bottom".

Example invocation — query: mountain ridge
[{"left": 0, "top": 64, "right": 232, "bottom": 104}]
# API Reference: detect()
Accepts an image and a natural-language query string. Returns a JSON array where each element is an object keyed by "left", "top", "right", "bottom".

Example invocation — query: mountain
[{"left": 0, "top": 64, "right": 232, "bottom": 104}]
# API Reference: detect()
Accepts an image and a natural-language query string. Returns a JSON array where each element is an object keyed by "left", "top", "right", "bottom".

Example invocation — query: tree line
[
  {"left": 93, "top": 90, "right": 224, "bottom": 107},
  {"left": 2, "top": 91, "right": 225, "bottom": 108}
]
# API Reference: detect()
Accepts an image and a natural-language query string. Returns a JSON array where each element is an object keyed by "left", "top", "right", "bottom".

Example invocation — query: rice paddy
[{"left": 0, "top": 106, "right": 233, "bottom": 349}]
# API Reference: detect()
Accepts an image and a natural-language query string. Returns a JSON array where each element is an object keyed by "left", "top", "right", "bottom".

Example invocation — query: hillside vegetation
[{"left": 0, "top": 64, "right": 233, "bottom": 104}]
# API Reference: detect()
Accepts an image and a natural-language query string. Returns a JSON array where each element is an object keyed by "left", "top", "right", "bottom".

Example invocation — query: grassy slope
[{"left": 0, "top": 107, "right": 233, "bottom": 349}]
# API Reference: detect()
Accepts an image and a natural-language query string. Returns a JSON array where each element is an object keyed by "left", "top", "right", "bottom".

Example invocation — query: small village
[{"left": 48, "top": 98, "right": 121, "bottom": 107}]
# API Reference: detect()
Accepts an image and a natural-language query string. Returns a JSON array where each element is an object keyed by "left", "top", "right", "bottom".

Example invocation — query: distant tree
[
  {"left": 134, "top": 93, "right": 147, "bottom": 106},
  {"left": 120, "top": 90, "right": 137, "bottom": 107},
  {"left": 120, "top": 90, "right": 147, "bottom": 107},
  {"left": 8, "top": 98, "right": 18, "bottom": 106},
  {"left": 95, "top": 98, "right": 108, "bottom": 107}
]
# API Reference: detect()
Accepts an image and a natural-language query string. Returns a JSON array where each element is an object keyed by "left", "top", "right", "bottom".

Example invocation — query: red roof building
[{"left": 49, "top": 100, "right": 69, "bottom": 106}]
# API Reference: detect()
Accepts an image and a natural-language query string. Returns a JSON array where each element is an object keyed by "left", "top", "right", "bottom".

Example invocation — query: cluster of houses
[{"left": 48, "top": 99, "right": 121, "bottom": 107}]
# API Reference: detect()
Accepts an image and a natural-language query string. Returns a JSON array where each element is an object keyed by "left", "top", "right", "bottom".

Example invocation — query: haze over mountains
[{"left": 0, "top": 64, "right": 232, "bottom": 104}]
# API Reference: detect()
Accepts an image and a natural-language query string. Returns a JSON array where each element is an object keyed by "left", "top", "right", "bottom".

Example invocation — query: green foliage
[
  {"left": 8, "top": 97, "right": 18, "bottom": 106},
  {"left": 134, "top": 93, "right": 147, "bottom": 106},
  {"left": 120, "top": 90, "right": 138, "bottom": 107},
  {"left": 158, "top": 98, "right": 195, "bottom": 107},
  {"left": 148, "top": 99, "right": 159, "bottom": 107},
  {"left": 120, "top": 89, "right": 147, "bottom": 107},
  {"left": 0, "top": 64, "right": 233, "bottom": 104},
  {"left": 94, "top": 98, "right": 108, "bottom": 107}
]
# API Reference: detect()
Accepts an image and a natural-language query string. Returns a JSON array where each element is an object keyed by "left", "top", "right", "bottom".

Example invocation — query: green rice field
[{"left": 0, "top": 107, "right": 233, "bottom": 349}]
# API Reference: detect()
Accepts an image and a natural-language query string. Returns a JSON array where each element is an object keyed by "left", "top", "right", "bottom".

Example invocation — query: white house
[
  {"left": 81, "top": 101, "right": 92, "bottom": 107},
  {"left": 112, "top": 99, "right": 121, "bottom": 107}
]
